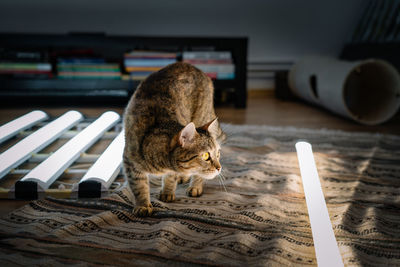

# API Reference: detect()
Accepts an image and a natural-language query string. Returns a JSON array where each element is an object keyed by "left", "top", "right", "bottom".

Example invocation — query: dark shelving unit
[
  {"left": 0, "top": 33, "right": 248, "bottom": 108},
  {"left": 340, "top": 43, "right": 400, "bottom": 72}
]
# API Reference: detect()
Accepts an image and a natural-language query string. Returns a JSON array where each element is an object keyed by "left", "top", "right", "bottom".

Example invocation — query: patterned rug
[{"left": 0, "top": 124, "right": 399, "bottom": 266}]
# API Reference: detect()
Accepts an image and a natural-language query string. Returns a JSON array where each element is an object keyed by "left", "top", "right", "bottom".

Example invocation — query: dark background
[{"left": 0, "top": 0, "right": 365, "bottom": 90}]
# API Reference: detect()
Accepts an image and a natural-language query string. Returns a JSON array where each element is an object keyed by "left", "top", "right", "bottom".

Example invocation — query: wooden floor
[{"left": 0, "top": 92, "right": 399, "bottom": 215}]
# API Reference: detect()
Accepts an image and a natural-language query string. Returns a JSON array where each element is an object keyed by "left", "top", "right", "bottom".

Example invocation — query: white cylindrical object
[
  {"left": 21, "top": 111, "right": 120, "bottom": 190},
  {"left": 288, "top": 56, "right": 400, "bottom": 125},
  {"left": 295, "top": 141, "right": 343, "bottom": 267},
  {"left": 80, "top": 131, "right": 125, "bottom": 189},
  {"left": 0, "top": 110, "right": 48, "bottom": 144},
  {"left": 0, "top": 111, "right": 83, "bottom": 179}
]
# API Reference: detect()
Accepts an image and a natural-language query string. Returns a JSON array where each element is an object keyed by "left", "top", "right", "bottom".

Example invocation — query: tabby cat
[{"left": 123, "top": 62, "right": 226, "bottom": 216}]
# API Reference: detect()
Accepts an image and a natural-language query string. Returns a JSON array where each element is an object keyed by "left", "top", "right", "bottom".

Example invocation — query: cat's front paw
[
  {"left": 159, "top": 192, "right": 175, "bottom": 202},
  {"left": 134, "top": 203, "right": 153, "bottom": 217},
  {"left": 186, "top": 186, "right": 203, "bottom": 197}
]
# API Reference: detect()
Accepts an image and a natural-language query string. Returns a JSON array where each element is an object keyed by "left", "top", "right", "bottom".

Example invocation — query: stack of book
[
  {"left": 123, "top": 51, "right": 177, "bottom": 80},
  {"left": 182, "top": 51, "right": 235, "bottom": 80},
  {"left": 0, "top": 50, "right": 52, "bottom": 79},
  {"left": 57, "top": 58, "right": 121, "bottom": 79}
]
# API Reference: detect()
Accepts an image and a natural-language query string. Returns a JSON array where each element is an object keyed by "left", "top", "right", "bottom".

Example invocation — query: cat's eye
[{"left": 202, "top": 152, "right": 210, "bottom": 161}]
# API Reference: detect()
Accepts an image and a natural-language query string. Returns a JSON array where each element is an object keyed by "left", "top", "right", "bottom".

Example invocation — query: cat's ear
[
  {"left": 179, "top": 122, "right": 197, "bottom": 147},
  {"left": 200, "top": 118, "right": 219, "bottom": 136}
]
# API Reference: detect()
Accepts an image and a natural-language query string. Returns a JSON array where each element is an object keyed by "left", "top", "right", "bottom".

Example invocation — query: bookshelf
[{"left": 0, "top": 33, "right": 248, "bottom": 108}]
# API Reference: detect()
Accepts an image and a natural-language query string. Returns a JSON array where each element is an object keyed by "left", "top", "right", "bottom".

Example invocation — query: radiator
[{"left": 0, "top": 110, "right": 126, "bottom": 200}]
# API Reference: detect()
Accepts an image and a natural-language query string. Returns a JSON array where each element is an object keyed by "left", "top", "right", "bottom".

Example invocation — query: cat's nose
[{"left": 215, "top": 162, "right": 222, "bottom": 172}]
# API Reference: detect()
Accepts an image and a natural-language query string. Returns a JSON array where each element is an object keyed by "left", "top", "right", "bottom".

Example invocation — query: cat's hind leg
[
  {"left": 160, "top": 174, "right": 178, "bottom": 202},
  {"left": 123, "top": 156, "right": 153, "bottom": 216},
  {"left": 186, "top": 175, "right": 204, "bottom": 197},
  {"left": 130, "top": 172, "right": 152, "bottom": 216}
]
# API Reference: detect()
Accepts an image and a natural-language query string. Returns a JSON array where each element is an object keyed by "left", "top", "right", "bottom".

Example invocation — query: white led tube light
[
  {"left": 79, "top": 131, "right": 125, "bottom": 189},
  {"left": 0, "top": 110, "right": 48, "bottom": 144},
  {"left": 0, "top": 111, "right": 83, "bottom": 179},
  {"left": 20, "top": 111, "right": 120, "bottom": 190},
  {"left": 295, "top": 141, "right": 343, "bottom": 267}
]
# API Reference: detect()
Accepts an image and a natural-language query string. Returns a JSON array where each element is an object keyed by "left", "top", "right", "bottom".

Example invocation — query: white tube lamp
[
  {"left": 0, "top": 110, "right": 48, "bottom": 144},
  {"left": 0, "top": 111, "right": 83, "bottom": 179},
  {"left": 20, "top": 111, "right": 120, "bottom": 191},
  {"left": 295, "top": 141, "right": 343, "bottom": 267},
  {"left": 79, "top": 130, "right": 125, "bottom": 189}
]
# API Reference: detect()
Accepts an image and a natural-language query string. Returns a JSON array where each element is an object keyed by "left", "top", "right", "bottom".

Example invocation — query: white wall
[{"left": 0, "top": 0, "right": 365, "bottom": 63}]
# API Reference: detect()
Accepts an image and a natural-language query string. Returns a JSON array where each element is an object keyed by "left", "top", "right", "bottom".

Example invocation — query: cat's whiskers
[
  {"left": 217, "top": 174, "right": 228, "bottom": 193},
  {"left": 220, "top": 168, "right": 228, "bottom": 180},
  {"left": 217, "top": 176, "right": 223, "bottom": 190}
]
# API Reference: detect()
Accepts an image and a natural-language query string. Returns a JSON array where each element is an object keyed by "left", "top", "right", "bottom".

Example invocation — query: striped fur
[{"left": 123, "top": 62, "right": 225, "bottom": 216}]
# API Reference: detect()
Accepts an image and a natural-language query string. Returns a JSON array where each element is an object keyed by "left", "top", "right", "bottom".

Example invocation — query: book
[
  {"left": 0, "top": 61, "right": 53, "bottom": 79},
  {"left": 183, "top": 61, "right": 235, "bottom": 80},
  {"left": 124, "top": 51, "right": 177, "bottom": 59},
  {"left": 217, "top": 72, "right": 235, "bottom": 80},
  {"left": 125, "top": 66, "right": 163, "bottom": 72},
  {"left": 57, "top": 63, "right": 119, "bottom": 69},
  {"left": 182, "top": 51, "right": 232, "bottom": 60},
  {"left": 124, "top": 59, "right": 176, "bottom": 67},
  {"left": 205, "top": 73, "right": 217, "bottom": 79},
  {"left": 123, "top": 51, "right": 178, "bottom": 80},
  {"left": 58, "top": 67, "right": 120, "bottom": 72},
  {"left": 58, "top": 74, "right": 120, "bottom": 79},
  {"left": 182, "top": 51, "right": 234, "bottom": 80},
  {"left": 0, "top": 62, "right": 52, "bottom": 71},
  {"left": 183, "top": 59, "right": 233, "bottom": 64},
  {"left": 56, "top": 56, "right": 121, "bottom": 79},
  {"left": 58, "top": 71, "right": 120, "bottom": 76},
  {"left": 192, "top": 63, "right": 235, "bottom": 74},
  {"left": 57, "top": 58, "right": 106, "bottom": 64}
]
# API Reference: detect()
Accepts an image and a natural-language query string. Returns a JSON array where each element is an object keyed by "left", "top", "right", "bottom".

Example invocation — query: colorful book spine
[
  {"left": 57, "top": 58, "right": 105, "bottom": 64},
  {"left": 182, "top": 51, "right": 232, "bottom": 60},
  {"left": 123, "top": 51, "right": 178, "bottom": 80},
  {"left": 192, "top": 64, "right": 235, "bottom": 73},
  {"left": 183, "top": 59, "right": 233, "bottom": 64},
  {"left": 0, "top": 63, "right": 52, "bottom": 71},
  {"left": 182, "top": 51, "right": 235, "bottom": 80},
  {"left": 58, "top": 71, "right": 120, "bottom": 76},
  {"left": 58, "top": 64, "right": 119, "bottom": 69},
  {"left": 124, "top": 59, "right": 176, "bottom": 67},
  {"left": 56, "top": 58, "right": 121, "bottom": 79},
  {"left": 124, "top": 51, "right": 177, "bottom": 59},
  {"left": 58, "top": 76, "right": 120, "bottom": 80},
  {"left": 125, "top": 66, "right": 163, "bottom": 72}
]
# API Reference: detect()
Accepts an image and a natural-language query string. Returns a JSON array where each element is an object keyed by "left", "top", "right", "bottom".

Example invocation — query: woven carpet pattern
[{"left": 0, "top": 124, "right": 399, "bottom": 266}]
